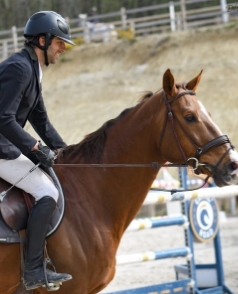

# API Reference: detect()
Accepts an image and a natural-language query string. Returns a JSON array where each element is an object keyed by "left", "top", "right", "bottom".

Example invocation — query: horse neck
[
  {"left": 108, "top": 92, "right": 166, "bottom": 158},
  {"left": 97, "top": 92, "right": 166, "bottom": 233},
  {"left": 57, "top": 91, "right": 167, "bottom": 239}
]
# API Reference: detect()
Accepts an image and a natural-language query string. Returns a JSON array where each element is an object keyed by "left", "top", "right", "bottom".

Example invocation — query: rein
[
  {"left": 53, "top": 162, "right": 210, "bottom": 192},
  {"left": 53, "top": 162, "right": 188, "bottom": 170}
]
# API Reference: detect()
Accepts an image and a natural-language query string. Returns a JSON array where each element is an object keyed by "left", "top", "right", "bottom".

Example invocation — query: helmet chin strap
[
  {"left": 43, "top": 33, "right": 52, "bottom": 66},
  {"left": 28, "top": 33, "right": 53, "bottom": 66}
]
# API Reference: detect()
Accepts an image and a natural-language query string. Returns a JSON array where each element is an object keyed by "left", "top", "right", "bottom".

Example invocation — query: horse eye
[{"left": 185, "top": 114, "right": 196, "bottom": 123}]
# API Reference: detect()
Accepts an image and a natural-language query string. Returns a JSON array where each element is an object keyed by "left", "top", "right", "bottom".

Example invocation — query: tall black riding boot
[{"left": 23, "top": 196, "right": 72, "bottom": 290}]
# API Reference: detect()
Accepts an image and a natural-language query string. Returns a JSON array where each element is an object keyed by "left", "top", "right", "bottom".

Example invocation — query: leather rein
[{"left": 54, "top": 90, "right": 233, "bottom": 192}]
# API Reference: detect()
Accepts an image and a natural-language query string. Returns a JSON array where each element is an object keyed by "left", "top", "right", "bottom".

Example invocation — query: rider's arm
[{"left": 0, "top": 61, "right": 38, "bottom": 155}]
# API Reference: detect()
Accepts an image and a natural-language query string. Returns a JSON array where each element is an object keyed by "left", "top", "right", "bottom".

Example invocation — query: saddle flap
[
  {"left": 1, "top": 192, "right": 30, "bottom": 231},
  {"left": 0, "top": 178, "right": 32, "bottom": 231}
]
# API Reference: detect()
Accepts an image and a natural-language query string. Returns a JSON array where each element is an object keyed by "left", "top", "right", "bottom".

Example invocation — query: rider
[{"left": 0, "top": 11, "right": 75, "bottom": 290}]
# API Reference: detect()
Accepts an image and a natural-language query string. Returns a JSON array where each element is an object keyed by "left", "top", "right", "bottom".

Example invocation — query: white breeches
[{"left": 0, "top": 154, "right": 58, "bottom": 202}]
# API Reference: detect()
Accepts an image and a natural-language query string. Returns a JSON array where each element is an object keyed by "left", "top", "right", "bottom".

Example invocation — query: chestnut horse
[{"left": 1, "top": 69, "right": 238, "bottom": 294}]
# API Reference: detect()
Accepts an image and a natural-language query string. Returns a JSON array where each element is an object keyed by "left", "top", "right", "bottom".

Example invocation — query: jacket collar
[{"left": 23, "top": 46, "right": 38, "bottom": 62}]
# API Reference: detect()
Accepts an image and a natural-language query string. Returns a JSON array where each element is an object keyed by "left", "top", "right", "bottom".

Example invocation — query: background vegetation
[{"left": 0, "top": 0, "right": 235, "bottom": 30}]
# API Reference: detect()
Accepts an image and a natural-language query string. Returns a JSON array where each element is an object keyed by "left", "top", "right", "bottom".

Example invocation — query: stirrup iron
[{"left": 43, "top": 257, "right": 61, "bottom": 291}]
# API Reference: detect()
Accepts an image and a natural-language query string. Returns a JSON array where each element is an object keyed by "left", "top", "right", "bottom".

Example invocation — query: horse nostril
[{"left": 230, "top": 161, "right": 238, "bottom": 171}]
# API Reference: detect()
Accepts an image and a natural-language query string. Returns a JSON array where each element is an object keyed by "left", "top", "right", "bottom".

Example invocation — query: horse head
[{"left": 160, "top": 69, "right": 238, "bottom": 187}]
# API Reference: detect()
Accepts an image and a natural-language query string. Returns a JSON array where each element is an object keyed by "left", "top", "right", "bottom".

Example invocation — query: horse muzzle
[{"left": 206, "top": 160, "right": 238, "bottom": 187}]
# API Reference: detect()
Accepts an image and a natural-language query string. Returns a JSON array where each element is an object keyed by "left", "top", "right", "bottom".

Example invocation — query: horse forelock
[
  {"left": 175, "top": 83, "right": 186, "bottom": 90},
  {"left": 57, "top": 92, "right": 157, "bottom": 164}
]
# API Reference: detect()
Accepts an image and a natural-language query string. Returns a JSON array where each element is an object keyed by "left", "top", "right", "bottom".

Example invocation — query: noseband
[{"left": 159, "top": 90, "right": 233, "bottom": 175}]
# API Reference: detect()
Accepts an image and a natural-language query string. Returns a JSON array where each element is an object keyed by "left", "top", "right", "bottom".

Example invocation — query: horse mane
[{"left": 58, "top": 91, "right": 154, "bottom": 163}]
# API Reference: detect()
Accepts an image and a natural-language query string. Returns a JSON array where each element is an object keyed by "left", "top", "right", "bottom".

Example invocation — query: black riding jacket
[{"left": 0, "top": 46, "right": 66, "bottom": 159}]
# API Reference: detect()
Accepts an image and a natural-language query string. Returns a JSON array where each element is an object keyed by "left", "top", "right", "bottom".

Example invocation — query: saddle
[{"left": 0, "top": 168, "right": 65, "bottom": 243}]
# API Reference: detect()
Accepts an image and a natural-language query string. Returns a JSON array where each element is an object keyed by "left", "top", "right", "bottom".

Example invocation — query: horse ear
[
  {"left": 186, "top": 70, "right": 203, "bottom": 91},
  {"left": 163, "top": 69, "right": 177, "bottom": 97}
]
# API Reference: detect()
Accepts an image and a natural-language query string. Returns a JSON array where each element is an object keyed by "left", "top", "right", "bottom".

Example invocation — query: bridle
[
  {"left": 158, "top": 89, "right": 233, "bottom": 176},
  {"left": 54, "top": 89, "right": 234, "bottom": 191}
]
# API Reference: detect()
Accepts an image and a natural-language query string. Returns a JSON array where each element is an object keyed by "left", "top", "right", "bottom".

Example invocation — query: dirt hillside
[{"left": 26, "top": 22, "right": 238, "bottom": 147}]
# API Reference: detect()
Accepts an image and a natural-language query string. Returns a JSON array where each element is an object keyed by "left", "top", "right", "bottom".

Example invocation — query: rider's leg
[
  {"left": 0, "top": 154, "right": 58, "bottom": 202},
  {"left": 0, "top": 154, "right": 72, "bottom": 290},
  {"left": 23, "top": 196, "right": 72, "bottom": 290}
]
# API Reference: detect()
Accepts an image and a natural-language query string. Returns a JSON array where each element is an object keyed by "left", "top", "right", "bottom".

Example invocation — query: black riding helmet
[{"left": 24, "top": 11, "right": 75, "bottom": 65}]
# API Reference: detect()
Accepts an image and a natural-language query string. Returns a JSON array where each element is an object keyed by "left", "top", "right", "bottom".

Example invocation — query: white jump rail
[{"left": 143, "top": 185, "right": 238, "bottom": 205}]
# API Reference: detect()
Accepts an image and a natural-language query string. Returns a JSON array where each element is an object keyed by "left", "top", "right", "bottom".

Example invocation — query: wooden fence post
[
  {"left": 169, "top": 1, "right": 176, "bottom": 32},
  {"left": 220, "top": 0, "right": 229, "bottom": 23},
  {"left": 120, "top": 7, "right": 127, "bottom": 30},
  {"left": 79, "top": 14, "right": 91, "bottom": 43},
  {"left": 180, "top": 0, "right": 187, "bottom": 30},
  {"left": 3, "top": 40, "right": 8, "bottom": 59},
  {"left": 12, "top": 26, "right": 18, "bottom": 52},
  {"left": 65, "top": 16, "right": 70, "bottom": 26},
  {"left": 129, "top": 20, "right": 135, "bottom": 31},
  {"left": 79, "top": 13, "right": 87, "bottom": 28}
]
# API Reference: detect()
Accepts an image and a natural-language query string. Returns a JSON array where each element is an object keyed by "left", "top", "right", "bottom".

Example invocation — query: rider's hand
[{"left": 32, "top": 141, "right": 55, "bottom": 167}]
